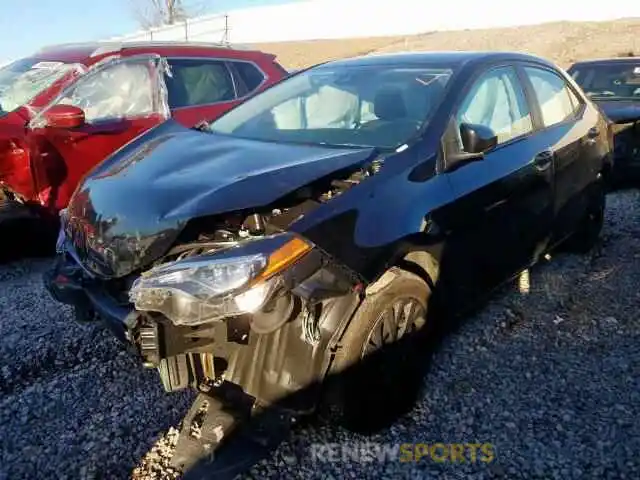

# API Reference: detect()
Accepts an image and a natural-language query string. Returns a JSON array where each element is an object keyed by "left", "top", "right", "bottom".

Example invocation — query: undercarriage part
[
  {"left": 136, "top": 317, "right": 240, "bottom": 392},
  {"left": 173, "top": 389, "right": 295, "bottom": 478},
  {"left": 170, "top": 392, "right": 245, "bottom": 471},
  {"left": 156, "top": 353, "right": 218, "bottom": 392}
]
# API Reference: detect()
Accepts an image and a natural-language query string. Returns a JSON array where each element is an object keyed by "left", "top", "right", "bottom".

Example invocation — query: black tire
[
  {"left": 564, "top": 178, "right": 606, "bottom": 254},
  {"left": 328, "top": 268, "right": 431, "bottom": 433}
]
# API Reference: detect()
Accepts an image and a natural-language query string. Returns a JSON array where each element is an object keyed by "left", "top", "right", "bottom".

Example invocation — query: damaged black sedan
[{"left": 45, "top": 52, "right": 612, "bottom": 469}]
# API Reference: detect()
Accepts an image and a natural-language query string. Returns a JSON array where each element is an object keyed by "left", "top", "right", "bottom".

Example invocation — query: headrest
[{"left": 374, "top": 86, "right": 407, "bottom": 120}]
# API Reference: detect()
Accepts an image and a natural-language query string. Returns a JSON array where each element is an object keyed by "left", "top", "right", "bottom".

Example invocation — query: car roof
[
  {"left": 569, "top": 57, "right": 640, "bottom": 68},
  {"left": 32, "top": 41, "right": 271, "bottom": 66},
  {"left": 319, "top": 51, "right": 555, "bottom": 69}
]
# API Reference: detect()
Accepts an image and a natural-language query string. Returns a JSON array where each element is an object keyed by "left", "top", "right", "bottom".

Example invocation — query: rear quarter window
[
  {"left": 524, "top": 67, "right": 581, "bottom": 128},
  {"left": 231, "top": 61, "right": 266, "bottom": 94}
]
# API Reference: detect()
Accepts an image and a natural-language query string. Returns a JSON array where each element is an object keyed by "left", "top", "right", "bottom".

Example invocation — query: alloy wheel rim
[{"left": 362, "top": 297, "right": 426, "bottom": 358}]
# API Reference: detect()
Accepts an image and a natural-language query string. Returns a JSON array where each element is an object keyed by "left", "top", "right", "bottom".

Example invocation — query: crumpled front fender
[{"left": 134, "top": 244, "right": 365, "bottom": 412}]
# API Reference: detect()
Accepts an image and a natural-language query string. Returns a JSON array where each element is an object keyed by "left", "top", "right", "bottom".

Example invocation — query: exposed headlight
[{"left": 129, "top": 234, "right": 313, "bottom": 326}]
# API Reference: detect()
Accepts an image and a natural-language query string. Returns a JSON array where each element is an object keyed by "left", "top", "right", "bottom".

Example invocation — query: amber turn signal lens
[{"left": 252, "top": 236, "right": 312, "bottom": 283}]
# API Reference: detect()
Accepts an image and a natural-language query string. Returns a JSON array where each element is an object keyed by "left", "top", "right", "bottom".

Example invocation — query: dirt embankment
[{"left": 253, "top": 18, "right": 640, "bottom": 69}]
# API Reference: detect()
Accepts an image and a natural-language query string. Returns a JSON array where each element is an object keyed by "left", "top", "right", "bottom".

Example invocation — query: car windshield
[
  {"left": 569, "top": 62, "right": 640, "bottom": 101},
  {"left": 209, "top": 64, "right": 454, "bottom": 149},
  {"left": 0, "top": 58, "right": 81, "bottom": 114}
]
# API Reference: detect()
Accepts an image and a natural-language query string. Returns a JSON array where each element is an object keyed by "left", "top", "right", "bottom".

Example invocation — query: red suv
[{"left": 0, "top": 41, "right": 286, "bottom": 226}]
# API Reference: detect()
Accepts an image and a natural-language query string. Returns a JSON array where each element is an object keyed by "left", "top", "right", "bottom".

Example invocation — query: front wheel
[{"left": 328, "top": 268, "right": 432, "bottom": 433}]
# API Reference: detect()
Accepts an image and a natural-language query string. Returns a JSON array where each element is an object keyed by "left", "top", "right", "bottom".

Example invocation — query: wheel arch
[
  {"left": 326, "top": 244, "right": 441, "bottom": 364},
  {"left": 394, "top": 250, "right": 440, "bottom": 291}
]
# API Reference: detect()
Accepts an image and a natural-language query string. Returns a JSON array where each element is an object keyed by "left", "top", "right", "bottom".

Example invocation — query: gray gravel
[
  {"left": 1, "top": 189, "right": 639, "bottom": 479},
  {"left": 0, "top": 261, "right": 195, "bottom": 479}
]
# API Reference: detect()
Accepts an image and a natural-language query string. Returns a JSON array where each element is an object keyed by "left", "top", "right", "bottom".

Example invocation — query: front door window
[{"left": 29, "top": 55, "right": 170, "bottom": 128}]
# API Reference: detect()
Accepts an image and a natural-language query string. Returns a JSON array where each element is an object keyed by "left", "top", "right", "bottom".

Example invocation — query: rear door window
[
  {"left": 524, "top": 67, "right": 581, "bottom": 128},
  {"left": 166, "top": 59, "right": 235, "bottom": 109}
]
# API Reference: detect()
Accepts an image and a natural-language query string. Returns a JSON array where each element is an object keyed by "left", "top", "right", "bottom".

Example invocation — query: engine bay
[{"left": 163, "top": 158, "right": 380, "bottom": 260}]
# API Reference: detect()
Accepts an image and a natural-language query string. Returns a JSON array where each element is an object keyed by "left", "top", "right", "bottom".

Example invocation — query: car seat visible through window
[{"left": 168, "top": 61, "right": 235, "bottom": 108}]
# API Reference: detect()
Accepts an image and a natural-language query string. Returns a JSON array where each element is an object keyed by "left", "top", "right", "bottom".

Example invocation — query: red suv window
[
  {"left": 232, "top": 61, "right": 266, "bottom": 93},
  {"left": 166, "top": 59, "right": 236, "bottom": 108}
]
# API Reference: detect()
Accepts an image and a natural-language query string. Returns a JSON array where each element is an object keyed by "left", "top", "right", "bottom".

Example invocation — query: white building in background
[{"left": 109, "top": 0, "right": 640, "bottom": 45}]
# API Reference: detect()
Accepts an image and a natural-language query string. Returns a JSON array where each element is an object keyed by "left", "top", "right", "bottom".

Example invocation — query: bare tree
[{"left": 132, "top": 0, "right": 203, "bottom": 28}]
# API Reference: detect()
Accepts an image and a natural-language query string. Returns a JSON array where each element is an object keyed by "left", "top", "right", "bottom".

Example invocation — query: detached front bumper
[{"left": 43, "top": 253, "right": 136, "bottom": 344}]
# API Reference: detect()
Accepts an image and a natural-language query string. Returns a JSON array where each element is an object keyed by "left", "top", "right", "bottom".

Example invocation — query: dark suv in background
[{"left": 568, "top": 57, "right": 640, "bottom": 180}]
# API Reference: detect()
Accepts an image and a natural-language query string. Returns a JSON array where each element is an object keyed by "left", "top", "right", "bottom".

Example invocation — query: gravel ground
[{"left": 0, "top": 189, "right": 639, "bottom": 479}]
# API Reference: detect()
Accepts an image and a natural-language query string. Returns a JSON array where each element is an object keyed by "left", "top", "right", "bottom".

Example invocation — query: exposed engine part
[
  {"left": 249, "top": 290, "right": 296, "bottom": 335},
  {"left": 156, "top": 352, "right": 218, "bottom": 392},
  {"left": 165, "top": 161, "right": 376, "bottom": 262},
  {"left": 135, "top": 313, "right": 244, "bottom": 392},
  {"left": 244, "top": 213, "right": 265, "bottom": 235},
  {"left": 138, "top": 322, "right": 160, "bottom": 367},
  {"left": 370, "top": 157, "right": 384, "bottom": 174},
  {"left": 268, "top": 200, "right": 318, "bottom": 229},
  {"left": 301, "top": 302, "right": 321, "bottom": 346}
]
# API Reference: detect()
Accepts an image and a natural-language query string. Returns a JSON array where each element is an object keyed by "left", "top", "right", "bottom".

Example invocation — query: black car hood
[
  {"left": 595, "top": 100, "right": 640, "bottom": 124},
  {"left": 65, "top": 120, "right": 375, "bottom": 278}
]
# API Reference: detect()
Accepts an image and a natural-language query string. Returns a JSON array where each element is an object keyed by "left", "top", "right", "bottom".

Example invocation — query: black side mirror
[
  {"left": 444, "top": 123, "right": 498, "bottom": 172},
  {"left": 460, "top": 123, "right": 498, "bottom": 154}
]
